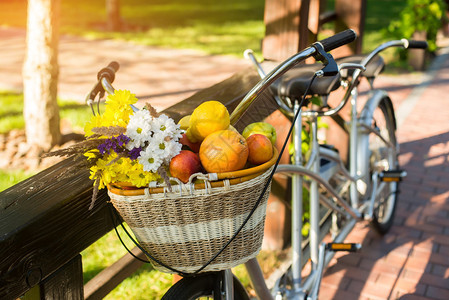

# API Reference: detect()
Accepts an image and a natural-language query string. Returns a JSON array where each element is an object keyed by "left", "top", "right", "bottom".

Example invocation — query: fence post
[
  {"left": 334, "top": 0, "right": 366, "bottom": 55},
  {"left": 22, "top": 255, "right": 83, "bottom": 300},
  {"left": 262, "top": 0, "right": 311, "bottom": 61}
]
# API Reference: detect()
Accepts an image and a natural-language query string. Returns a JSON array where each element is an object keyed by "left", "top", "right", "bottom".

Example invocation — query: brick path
[
  {"left": 1, "top": 27, "right": 448, "bottom": 299},
  {"left": 319, "top": 49, "right": 449, "bottom": 299}
]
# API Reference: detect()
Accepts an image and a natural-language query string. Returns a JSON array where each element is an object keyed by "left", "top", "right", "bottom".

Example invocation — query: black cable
[
  {"left": 193, "top": 72, "right": 319, "bottom": 274},
  {"left": 111, "top": 72, "right": 319, "bottom": 276},
  {"left": 108, "top": 204, "right": 192, "bottom": 276}
]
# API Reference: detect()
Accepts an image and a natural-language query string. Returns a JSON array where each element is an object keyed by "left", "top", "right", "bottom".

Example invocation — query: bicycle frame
[
  {"left": 230, "top": 39, "right": 415, "bottom": 300},
  {"left": 85, "top": 33, "right": 423, "bottom": 299}
]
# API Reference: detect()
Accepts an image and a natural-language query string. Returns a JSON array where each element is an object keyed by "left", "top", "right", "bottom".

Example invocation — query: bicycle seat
[
  {"left": 336, "top": 54, "right": 385, "bottom": 80},
  {"left": 271, "top": 63, "right": 341, "bottom": 100}
]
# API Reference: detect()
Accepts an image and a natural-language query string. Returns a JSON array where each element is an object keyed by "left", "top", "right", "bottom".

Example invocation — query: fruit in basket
[
  {"left": 178, "top": 115, "right": 191, "bottom": 130},
  {"left": 179, "top": 133, "right": 201, "bottom": 153},
  {"left": 228, "top": 124, "right": 238, "bottom": 132},
  {"left": 169, "top": 150, "right": 203, "bottom": 183},
  {"left": 188, "top": 101, "right": 230, "bottom": 142},
  {"left": 242, "top": 122, "right": 277, "bottom": 144},
  {"left": 199, "top": 130, "right": 248, "bottom": 173},
  {"left": 246, "top": 134, "right": 274, "bottom": 165}
]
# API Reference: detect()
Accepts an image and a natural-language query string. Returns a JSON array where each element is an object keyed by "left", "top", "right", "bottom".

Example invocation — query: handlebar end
[
  {"left": 318, "top": 29, "right": 357, "bottom": 53},
  {"left": 403, "top": 39, "right": 428, "bottom": 49},
  {"left": 97, "top": 61, "right": 120, "bottom": 82}
]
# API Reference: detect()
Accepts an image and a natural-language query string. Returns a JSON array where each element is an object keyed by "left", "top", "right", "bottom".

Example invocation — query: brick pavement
[
  {"left": 319, "top": 48, "right": 449, "bottom": 299},
  {"left": 1, "top": 27, "right": 448, "bottom": 299}
]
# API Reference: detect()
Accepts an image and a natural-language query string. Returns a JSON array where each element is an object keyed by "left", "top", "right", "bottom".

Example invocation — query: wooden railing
[{"left": 0, "top": 66, "right": 281, "bottom": 299}]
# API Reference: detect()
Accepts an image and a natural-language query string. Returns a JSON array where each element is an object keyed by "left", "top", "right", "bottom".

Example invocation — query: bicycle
[{"left": 87, "top": 30, "right": 427, "bottom": 299}]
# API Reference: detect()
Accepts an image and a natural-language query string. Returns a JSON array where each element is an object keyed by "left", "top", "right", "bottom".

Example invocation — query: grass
[
  {"left": 0, "top": 0, "right": 411, "bottom": 59},
  {"left": 81, "top": 226, "right": 173, "bottom": 299},
  {"left": 0, "top": 0, "right": 265, "bottom": 57},
  {"left": 0, "top": 169, "right": 32, "bottom": 191},
  {"left": 0, "top": 91, "right": 95, "bottom": 192}
]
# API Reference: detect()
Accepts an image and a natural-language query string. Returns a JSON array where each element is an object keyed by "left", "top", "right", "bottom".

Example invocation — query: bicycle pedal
[
  {"left": 379, "top": 170, "right": 407, "bottom": 182},
  {"left": 325, "top": 243, "right": 361, "bottom": 252}
]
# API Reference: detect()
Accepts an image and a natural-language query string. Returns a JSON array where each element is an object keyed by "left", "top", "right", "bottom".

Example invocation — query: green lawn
[
  {"left": 0, "top": 0, "right": 409, "bottom": 57},
  {"left": 0, "top": 91, "right": 94, "bottom": 191}
]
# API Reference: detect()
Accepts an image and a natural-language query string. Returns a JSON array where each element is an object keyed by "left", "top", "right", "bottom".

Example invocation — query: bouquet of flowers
[{"left": 47, "top": 89, "right": 183, "bottom": 209}]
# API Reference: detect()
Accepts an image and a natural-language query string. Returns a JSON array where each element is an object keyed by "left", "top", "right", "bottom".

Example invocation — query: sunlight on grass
[
  {"left": 0, "top": 169, "right": 33, "bottom": 192},
  {"left": 82, "top": 224, "right": 173, "bottom": 299},
  {"left": 0, "top": 91, "right": 99, "bottom": 134}
]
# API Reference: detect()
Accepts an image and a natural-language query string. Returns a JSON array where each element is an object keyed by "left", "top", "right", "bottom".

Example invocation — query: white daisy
[
  {"left": 126, "top": 110, "right": 153, "bottom": 149},
  {"left": 138, "top": 147, "right": 163, "bottom": 173},
  {"left": 153, "top": 114, "right": 182, "bottom": 139}
]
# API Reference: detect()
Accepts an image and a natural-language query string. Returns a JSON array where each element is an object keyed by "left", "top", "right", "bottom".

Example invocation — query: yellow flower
[
  {"left": 84, "top": 90, "right": 137, "bottom": 137},
  {"left": 105, "top": 89, "right": 138, "bottom": 111},
  {"left": 84, "top": 115, "right": 103, "bottom": 137}
]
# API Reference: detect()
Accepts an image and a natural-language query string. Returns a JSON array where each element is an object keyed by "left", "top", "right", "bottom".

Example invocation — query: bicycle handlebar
[
  {"left": 229, "top": 30, "right": 357, "bottom": 125},
  {"left": 405, "top": 39, "right": 428, "bottom": 49},
  {"left": 318, "top": 29, "right": 357, "bottom": 52},
  {"left": 97, "top": 61, "right": 120, "bottom": 82}
]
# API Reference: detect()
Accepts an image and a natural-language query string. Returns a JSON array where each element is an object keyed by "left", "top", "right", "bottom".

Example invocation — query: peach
[
  {"left": 169, "top": 150, "right": 203, "bottom": 183},
  {"left": 246, "top": 134, "right": 273, "bottom": 165},
  {"left": 179, "top": 133, "right": 201, "bottom": 153}
]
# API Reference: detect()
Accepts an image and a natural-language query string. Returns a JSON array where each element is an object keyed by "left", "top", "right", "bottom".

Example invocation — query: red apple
[
  {"left": 246, "top": 134, "right": 274, "bottom": 165},
  {"left": 169, "top": 150, "right": 203, "bottom": 183},
  {"left": 179, "top": 133, "right": 201, "bottom": 153}
]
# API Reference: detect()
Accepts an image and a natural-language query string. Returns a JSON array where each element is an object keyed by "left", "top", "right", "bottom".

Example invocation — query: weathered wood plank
[
  {"left": 0, "top": 156, "right": 112, "bottom": 299},
  {"left": 41, "top": 255, "right": 84, "bottom": 299},
  {"left": 19, "top": 255, "right": 84, "bottom": 300}
]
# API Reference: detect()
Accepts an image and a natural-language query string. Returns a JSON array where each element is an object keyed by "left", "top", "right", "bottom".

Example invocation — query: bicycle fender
[
  {"left": 358, "top": 90, "right": 396, "bottom": 130},
  {"left": 356, "top": 89, "right": 397, "bottom": 194}
]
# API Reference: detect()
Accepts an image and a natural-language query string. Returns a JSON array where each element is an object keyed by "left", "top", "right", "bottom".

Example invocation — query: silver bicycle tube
[
  {"left": 276, "top": 165, "right": 362, "bottom": 220},
  {"left": 291, "top": 101, "right": 305, "bottom": 291},
  {"left": 229, "top": 47, "right": 316, "bottom": 125},
  {"left": 349, "top": 87, "right": 360, "bottom": 208},
  {"left": 309, "top": 116, "right": 320, "bottom": 270},
  {"left": 244, "top": 258, "right": 274, "bottom": 300},
  {"left": 224, "top": 269, "right": 234, "bottom": 300}
]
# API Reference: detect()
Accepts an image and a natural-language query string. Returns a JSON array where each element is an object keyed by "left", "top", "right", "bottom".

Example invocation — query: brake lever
[{"left": 312, "top": 42, "right": 339, "bottom": 76}]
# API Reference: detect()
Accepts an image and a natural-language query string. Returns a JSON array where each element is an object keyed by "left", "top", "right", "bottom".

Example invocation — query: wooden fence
[{"left": 0, "top": 66, "right": 282, "bottom": 299}]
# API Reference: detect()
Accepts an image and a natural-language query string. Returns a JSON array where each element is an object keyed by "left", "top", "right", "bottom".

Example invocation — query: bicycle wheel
[
  {"left": 161, "top": 272, "right": 250, "bottom": 300},
  {"left": 366, "top": 98, "right": 399, "bottom": 234}
]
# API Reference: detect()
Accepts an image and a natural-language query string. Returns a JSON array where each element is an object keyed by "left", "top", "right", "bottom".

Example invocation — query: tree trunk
[
  {"left": 23, "top": 0, "right": 61, "bottom": 151},
  {"left": 106, "top": 0, "right": 122, "bottom": 31}
]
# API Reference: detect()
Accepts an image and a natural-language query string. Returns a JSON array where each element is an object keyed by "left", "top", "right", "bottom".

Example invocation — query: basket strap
[
  {"left": 110, "top": 74, "right": 317, "bottom": 276},
  {"left": 108, "top": 204, "right": 192, "bottom": 276}
]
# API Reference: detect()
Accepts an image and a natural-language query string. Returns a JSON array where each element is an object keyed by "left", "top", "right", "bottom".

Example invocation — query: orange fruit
[{"left": 199, "top": 130, "right": 248, "bottom": 173}]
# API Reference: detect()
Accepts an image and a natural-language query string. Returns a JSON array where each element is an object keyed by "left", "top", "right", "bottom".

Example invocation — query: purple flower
[
  {"left": 129, "top": 147, "right": 142, "bottom": 160},
  {"left": 97, "top": 134, "right": 131, "bottom": 155}
]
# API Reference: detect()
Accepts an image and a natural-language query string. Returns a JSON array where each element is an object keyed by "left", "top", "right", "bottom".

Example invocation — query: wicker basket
[{"left": 107, "top": 149, "right": 278, "bottom": 274}]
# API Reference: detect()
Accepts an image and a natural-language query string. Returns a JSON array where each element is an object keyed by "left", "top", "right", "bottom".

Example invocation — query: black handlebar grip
[
  {"left": 407, "top": 40, "right": 428, "bottom": 49},
  {"left": 97, "top": 61, "right": 120, "bottom": 82},
  {"left": 318, "top": 29, "right": 357, "bottom": 52}
]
